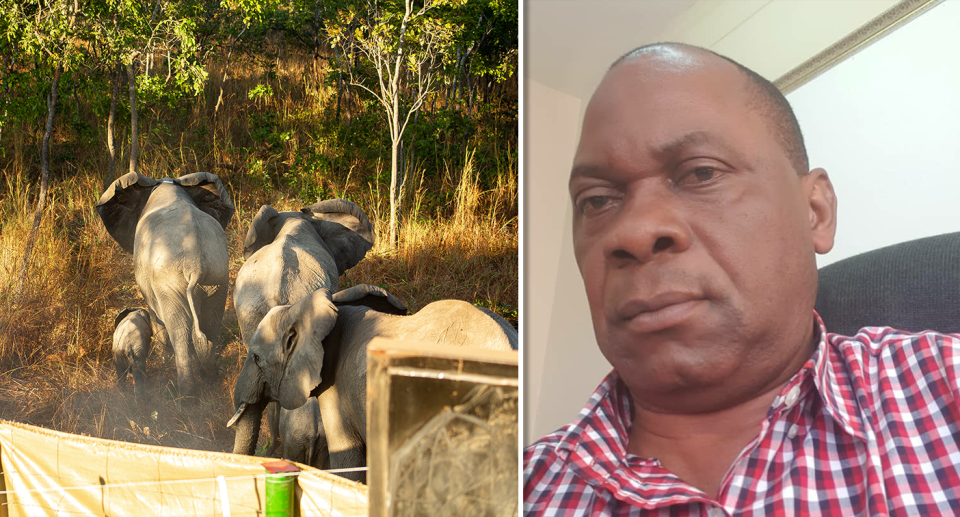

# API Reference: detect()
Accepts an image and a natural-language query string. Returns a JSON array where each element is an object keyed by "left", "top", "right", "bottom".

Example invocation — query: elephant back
[
  {"left": 376, "top": 300, "right": 516, "bottom": 352},
  {"left": 97, "top": 172, "right": 235, "bottom": 254}
]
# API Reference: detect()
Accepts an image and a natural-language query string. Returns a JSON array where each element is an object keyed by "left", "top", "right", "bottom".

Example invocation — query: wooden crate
[{"left": 367, "top": 338, "right": 519, "bottom": 517}]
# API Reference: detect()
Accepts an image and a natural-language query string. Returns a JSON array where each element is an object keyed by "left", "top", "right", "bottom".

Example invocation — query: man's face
[{"left": 570, "top": 53, "right": 836, "bottom": 411}]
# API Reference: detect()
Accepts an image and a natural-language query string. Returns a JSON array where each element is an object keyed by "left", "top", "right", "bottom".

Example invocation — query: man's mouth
[{"left": 617, "top": 292, "right": 704, "bottom": 333}]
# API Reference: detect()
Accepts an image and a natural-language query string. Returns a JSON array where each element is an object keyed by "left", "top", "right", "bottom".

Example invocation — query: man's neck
[
  {"left": 624, "top": 322, "right": 818, "bottom": 498},
  {"left": 626, "top": 380, "right": 784, "bottom": 498}
]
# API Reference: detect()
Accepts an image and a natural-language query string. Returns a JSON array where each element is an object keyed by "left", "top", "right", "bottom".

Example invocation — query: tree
[
  {"left": 329, "top": 0, "right": 454, "bottom": 248},
  {"left": 94, "top": 0, "right": 207, "bottom": 179},
  {"left": 2, "top": 0, "right": 83, "bottom": 296}
]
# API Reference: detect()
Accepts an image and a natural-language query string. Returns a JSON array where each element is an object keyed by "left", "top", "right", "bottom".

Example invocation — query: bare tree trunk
[
  {"left": 334, "top": 45, "right": 344, "bottom": 121},
  {"left": 312, "top": 0, "right": 322, "bottom": 81},
  {"left": 127, "top": 61, "right": 139, "bottom": 174},
  {"left": 103, "top": 63, "right": 121, "bottom": 191},
  {"left": 388, "top": 62, "right": 402, "bottom": 247},
  {"left": 213, "top": 30, "right": 243, "bottom": 122},
  {"left": 389, "top": 136, "right": 399, "bottom": 247},
  {"left": 17, "top": 62, "right": 63, "bottom": 297},
  {"left": 0, "top": 54, "right": 13, "bottom": 148}
]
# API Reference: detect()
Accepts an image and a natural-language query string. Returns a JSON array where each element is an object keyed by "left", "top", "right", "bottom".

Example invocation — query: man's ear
[{"left": 802, "top": 168, "right": 837, "bottom": 254}]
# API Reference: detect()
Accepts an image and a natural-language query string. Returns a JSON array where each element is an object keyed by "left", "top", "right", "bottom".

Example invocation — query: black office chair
[{"left": 815, "top": 232, "right": 960, "bottom": 336}]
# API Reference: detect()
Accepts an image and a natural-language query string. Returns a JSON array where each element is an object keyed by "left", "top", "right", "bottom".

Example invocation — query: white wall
[
  {"left": 525, "top": 80, "right": 586, "bottom": 441},
  {"left": 789, "top": 0, "right": 960, "bottom": 267}
]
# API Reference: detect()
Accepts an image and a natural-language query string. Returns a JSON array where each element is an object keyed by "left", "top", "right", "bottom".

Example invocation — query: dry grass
[{"left": 0, "top": 142, "right": 515, "bottom": 456}]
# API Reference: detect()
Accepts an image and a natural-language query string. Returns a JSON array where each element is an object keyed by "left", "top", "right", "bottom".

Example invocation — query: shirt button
[
  {"left": 783, "top": 385, "right": 801, "bottom": 408},
  {"left": 708, "top": 507, "right": 726, "bottom": 517},
  {"left": 787, "top": 424, "right": 798, "bottom": 439}
]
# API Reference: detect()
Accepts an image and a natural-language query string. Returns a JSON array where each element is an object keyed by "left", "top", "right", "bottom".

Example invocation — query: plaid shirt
[{"left": 524, "top": 314, "right": 960, "bottom": 516}]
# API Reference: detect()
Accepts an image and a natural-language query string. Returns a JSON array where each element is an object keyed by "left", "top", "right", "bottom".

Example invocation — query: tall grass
[{"left": 0, "top": 47, "right": 516, "bottom": 450}]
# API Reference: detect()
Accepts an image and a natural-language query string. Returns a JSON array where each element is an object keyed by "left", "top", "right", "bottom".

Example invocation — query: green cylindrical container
[{"left": 263, "top": 460, "right": 300, "bottom": 517}]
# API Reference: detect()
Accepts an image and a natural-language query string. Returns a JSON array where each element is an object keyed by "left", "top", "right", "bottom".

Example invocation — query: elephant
[
  {"left": 233, "top": 200, "right": 375, "bottom": 451},
  {"left": 233, "top": 200, "right": 375, "bottom": 346},
  {"left": 113, "top": 308, "right": 152, "bottom": 396},
  {"left": 228, "top": 284, "right": 518, "bottom": 483},
  {"left": 97, "top": 172, "right": 235, "bottom": 395}
]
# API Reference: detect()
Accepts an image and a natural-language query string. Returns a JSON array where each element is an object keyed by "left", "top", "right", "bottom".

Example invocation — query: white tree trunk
[
  {"left": 127, "top": 61, "right": 139, "bottom": 175},
  {"left": 104, "top": 63, "right": 120, "bottom": 191}
]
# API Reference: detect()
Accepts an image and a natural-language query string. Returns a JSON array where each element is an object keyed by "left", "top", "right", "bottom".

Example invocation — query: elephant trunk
[
  {"left": 230, "top": 355, "right": 269, "bottom": 455},
  {"left": 231, "top": 398, "right": 267, "bottom": 455}
]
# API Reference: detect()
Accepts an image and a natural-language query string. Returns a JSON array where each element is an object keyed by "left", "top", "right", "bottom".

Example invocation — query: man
[{"left": 524, "top": 42, "right": 960, "bottom": 516}]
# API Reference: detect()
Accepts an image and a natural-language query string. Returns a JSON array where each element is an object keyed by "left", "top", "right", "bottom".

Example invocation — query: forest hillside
[{"left": 0, "top": 0, "right": 517, "bottom": 453}]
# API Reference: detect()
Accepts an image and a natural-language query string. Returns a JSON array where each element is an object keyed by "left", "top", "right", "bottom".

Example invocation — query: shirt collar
[{"left": 809, "top": 310, "right": 869, "bottom": 441}]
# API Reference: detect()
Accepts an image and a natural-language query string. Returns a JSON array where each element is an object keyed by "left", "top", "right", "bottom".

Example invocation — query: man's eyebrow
[
  {"left": 653, "top": 131, "right": 734, "bottom": 162},
  {"left": 569, "top": 164, "right": 607, "bottom": 182}
]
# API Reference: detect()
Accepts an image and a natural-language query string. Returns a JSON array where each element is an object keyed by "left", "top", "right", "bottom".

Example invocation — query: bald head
[{"left": 610, "top": 43, "right": 809, "bottom": 175}]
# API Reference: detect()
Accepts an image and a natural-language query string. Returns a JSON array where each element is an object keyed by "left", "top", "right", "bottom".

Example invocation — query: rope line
[{"left": 0, "top": 466, "right": 368, "bottom": 497}]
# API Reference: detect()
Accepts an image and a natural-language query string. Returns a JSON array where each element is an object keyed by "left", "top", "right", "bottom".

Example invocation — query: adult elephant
[
  {"left": 233, "top": 200, "right": 375, "bottom": 345},
  {"left": 228, "top": 284, "right": 518, "bottom": 483},
  {"left": 97, "top": 172, "right": 235, "bottom": 395},
  {"left": 232, "top": 200, "right": 376, "bottom": 454}
]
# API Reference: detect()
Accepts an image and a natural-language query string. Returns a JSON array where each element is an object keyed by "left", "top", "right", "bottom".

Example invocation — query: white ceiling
[
  {"left": 526, "top": 0, "right": 697, "bottom": 99},
  {"left": 525, "top": 0, "right": 901, "bottom": 101}
]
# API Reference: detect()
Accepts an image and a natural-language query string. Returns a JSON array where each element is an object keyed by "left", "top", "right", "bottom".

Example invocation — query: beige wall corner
[{"left": 525, "top": 79, "right": 581, "bottom": 444}]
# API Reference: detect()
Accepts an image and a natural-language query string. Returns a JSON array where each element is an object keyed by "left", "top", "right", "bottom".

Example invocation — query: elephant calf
[
  {"left": 277, "top": 397, "right": 329, "bottom": 469},
  {"left": 113, "top": 308, "right": 152, "bottom": 396}
]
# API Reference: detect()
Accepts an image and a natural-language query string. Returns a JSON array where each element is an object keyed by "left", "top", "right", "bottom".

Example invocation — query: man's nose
[{"left": 604, "top": 192, "right": 693, "bottom": 266}]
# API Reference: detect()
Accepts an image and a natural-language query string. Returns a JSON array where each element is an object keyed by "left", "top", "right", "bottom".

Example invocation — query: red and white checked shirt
[{"left": 524, "top": 314, "right": 960, "bottom": 516}]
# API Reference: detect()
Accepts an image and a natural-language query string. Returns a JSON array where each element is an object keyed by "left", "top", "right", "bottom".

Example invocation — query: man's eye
[
  {"left": 677, "top": 166, "right": 721, "bottom": 186},
  {"left": 578, "top": 196, "right": 613, "bottom": 215},
  {"left": 693, "top": 167, "right": 715, "bottom": 182}
]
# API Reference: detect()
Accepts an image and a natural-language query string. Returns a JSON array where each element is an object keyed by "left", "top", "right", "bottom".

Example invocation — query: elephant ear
[
  {"left": 96, "top": 173, "right": 158, "bottom": 254},
  {"left": 301, "top": 199, "right": 375, "bottom": 274},
  {"left": 278, "top": 288, "right": 338, "bottom": 410},
  {"left": 176, "top": 172, "right": 235, "bottom": 231},
  {"left": 114, "top": 308, "right": 138, "bottom": 330},
  {"left": 332, "top": 284, "right": 407, "bottom": 315},
  {"left": 242, "top": 205, "right": 280, "bottom": 260},
  {"left": 302, "top": 199, "right": 375, "bottom": 244}
]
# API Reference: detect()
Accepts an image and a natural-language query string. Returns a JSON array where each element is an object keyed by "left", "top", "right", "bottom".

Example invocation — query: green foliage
[
  {"left": 0, "top": 0, "right": 517, "bottom": 230},
  {"left": 247, "top": 83, "right": 273, "bottom": 101}
]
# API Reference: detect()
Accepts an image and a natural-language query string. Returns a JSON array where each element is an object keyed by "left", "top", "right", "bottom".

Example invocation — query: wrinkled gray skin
[
  {"left": 263, "top": 284, "right": 404, "bottom": 466},
  {"left": 277, "top": 397, "right": 330, "bottom": 469},
  {"left": 97, "top": 172, "right": 235, "bottom": 395},
  {"left": 113, "top": 308, "right": 152, "bottom": 396},
  {"left": 233, "top": 200, "right": 375, "bottom": 454},
  {"left": 230, "top": 284, "right": 518, "bottom": 483}
]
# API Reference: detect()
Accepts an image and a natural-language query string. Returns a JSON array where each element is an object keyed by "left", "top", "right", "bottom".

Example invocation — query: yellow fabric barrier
[{"left": 0, "top": 419, "right": 368, "bottom": 517}]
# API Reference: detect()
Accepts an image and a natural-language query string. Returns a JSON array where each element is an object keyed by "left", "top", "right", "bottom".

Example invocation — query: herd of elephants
[{"left": 98, "top": 171, "right": 519, "bottom": 483}]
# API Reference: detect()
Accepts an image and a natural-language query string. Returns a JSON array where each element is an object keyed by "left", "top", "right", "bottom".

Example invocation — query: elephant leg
[
  {"left": 312, "top": 414, "right": 330, "bottom": 470},
  {"left": 197, "top": 283, "right": 227, "bottom": 383},
  {"left": 155, "top": 295, "right": 199, "bottom": 396},
  {"left": 132, "top": 357, "right": 147, "bottom": 398},
  {"left": 318, "top": 390, "right": 366, "bottom": 483}
]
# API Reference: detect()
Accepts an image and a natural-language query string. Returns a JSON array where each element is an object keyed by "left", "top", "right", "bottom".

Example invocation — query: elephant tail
[{"left": 186, "top": 275, "right": 213, "bottom": 375}]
